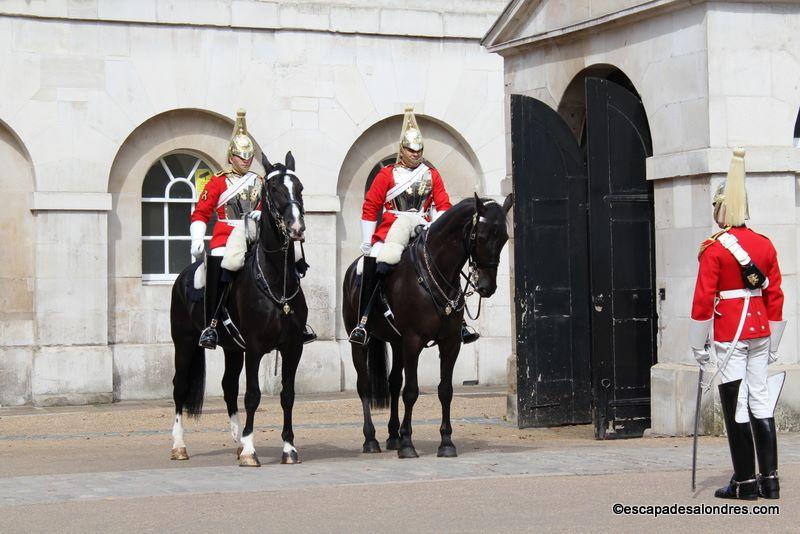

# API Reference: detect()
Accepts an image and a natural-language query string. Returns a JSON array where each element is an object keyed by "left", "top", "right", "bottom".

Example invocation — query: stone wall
[
  {"left": 491, "top": 0, "right": 800, "bottom": 434},
  {"left": 0, "top": 0, "right": 510, "bottom": 404}
]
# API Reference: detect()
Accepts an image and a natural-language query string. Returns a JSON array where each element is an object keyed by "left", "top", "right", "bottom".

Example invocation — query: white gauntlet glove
[
  {"left": 245, "top": 211, "right": 261, "bottom": 243},
  {"left": 689, "top": 318, "right": 713, "bottom": 372},
  {"left": 692, "top": 347, "right": 712, "bottom": 372},
  {"left": 190, "top": 221, "right": 207, "bottom": 259},
  {"left": 768, "top": 320, "right": 787, "bottom": 365},
  {"left": 360, "top": 219, "right": 377, "bottom": 256}
]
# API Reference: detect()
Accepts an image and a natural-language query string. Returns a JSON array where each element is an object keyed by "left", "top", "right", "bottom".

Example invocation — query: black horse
[
  {"left": 342, "top": 194, "right": 512, "bottom": 458},
  {"left": 170, "top": 152, "right": 308, "bottom": 467}
]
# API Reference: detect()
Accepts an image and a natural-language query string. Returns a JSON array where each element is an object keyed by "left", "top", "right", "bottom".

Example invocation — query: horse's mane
[{"left": 429, "top": 196, "right": 496, "bottom": 233}]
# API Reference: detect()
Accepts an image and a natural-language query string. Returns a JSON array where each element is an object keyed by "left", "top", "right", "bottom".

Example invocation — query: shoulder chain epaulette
[{"left": 698, "top": 226, "right": 731, "bottom": 259}]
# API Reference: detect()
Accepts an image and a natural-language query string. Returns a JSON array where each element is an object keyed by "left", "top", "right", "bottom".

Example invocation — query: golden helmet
[
  {"left": 398, "top": 107, "right": 424, "bottom": 152},
  {"left": 228, "top": 108, "right": 255, "bottom": 161}
]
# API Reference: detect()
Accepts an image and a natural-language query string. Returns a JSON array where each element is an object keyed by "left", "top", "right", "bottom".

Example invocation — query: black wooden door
[
  {"left": 585, "top": 78, "right": 656, "bottom": 439},
  {"left": 511, "top": 94, "right": 592, "bottom": 427}
]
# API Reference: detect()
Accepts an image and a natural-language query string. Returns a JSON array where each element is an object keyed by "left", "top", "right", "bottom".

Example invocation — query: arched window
[{"left": 141, "top": 153, "right": 216, "bottom": 281}]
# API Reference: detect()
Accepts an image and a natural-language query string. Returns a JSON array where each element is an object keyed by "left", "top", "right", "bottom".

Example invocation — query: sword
[{"left": 691, "top": 368, "right": 703, "bottom": 492}]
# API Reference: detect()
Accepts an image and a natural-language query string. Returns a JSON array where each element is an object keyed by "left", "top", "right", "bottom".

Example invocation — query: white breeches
[
  {"left": 221, "top": 225, "right": 247, "bottom": 271},
  {"left": 376, "top": 214, "right": 422, "bottom": 265},
  {"left": 717, "top": 336, "right": 771, "bottom": 422}
]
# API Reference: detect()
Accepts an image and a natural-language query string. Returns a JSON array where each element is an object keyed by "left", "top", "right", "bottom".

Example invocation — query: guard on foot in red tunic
[{"left": 689, "top": 148, "right": 786, "bottom": 500}]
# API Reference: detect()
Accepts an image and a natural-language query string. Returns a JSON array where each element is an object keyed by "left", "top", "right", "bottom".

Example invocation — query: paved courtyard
[{"left": 0, "top": 387, "right": 797, "bottom": 532}]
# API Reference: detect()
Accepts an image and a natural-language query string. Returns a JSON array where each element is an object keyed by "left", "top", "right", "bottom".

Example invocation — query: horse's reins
[
  {"left": 419, "top": 203, "right": 498, "bottom": 320},
  {"left": 253, "top": 169, "right": 304, "bottom": 314}
]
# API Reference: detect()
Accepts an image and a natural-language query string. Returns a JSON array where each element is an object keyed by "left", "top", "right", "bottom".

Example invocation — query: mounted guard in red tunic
[
  {"left": 349, "top": 108, "right": 479, "bottom": 346},
  {"left": 189, "top": 109, "right": 314, "bottom": 349}
]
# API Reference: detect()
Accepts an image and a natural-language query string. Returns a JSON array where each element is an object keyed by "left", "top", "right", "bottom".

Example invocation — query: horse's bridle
[
  {"left": 466, "top": 207, "right": 501, "bottom": 270},
  {"left": 253, "top": 168, "right": 305, "bottom": 314},
  {"left": 261, "top": 168, "right": 304, "bottom": 253},
  {"left": 419, "top": 201, "right": 500, "bottom": 319}
]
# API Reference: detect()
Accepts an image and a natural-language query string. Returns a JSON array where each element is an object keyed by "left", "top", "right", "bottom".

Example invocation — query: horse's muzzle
[{"left": 476, "top": 282, "right": 496, "bottom": 298}]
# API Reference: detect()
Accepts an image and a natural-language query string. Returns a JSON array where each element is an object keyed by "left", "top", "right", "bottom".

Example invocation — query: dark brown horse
[
  {"left": 342, "top": 194, "right": 512, "bottom": 458},
  {"left": 169, "top": 152, "right": 307, "bottom": 467}
]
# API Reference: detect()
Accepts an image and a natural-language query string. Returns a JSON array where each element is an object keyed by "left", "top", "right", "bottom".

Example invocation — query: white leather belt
[
  {"left": 217, "top": 219, "right": 242, "bottom": 227},
  {"left": 718, "top": 288, "right": 762, "bottom": 299}
]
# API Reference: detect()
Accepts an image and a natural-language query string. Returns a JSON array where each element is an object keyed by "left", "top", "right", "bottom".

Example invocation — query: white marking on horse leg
[
  {"left": 172, "top": 414, "right": 186, "bottom": 449},
  {"left": 241, "top": 433, "right": 255, "bottom": 455},
  {"left": 283, "top": 441, "right": 297, "bottom": 454},
  {"left": 229, "top": 413, "right": 242, "bottom": 444}
]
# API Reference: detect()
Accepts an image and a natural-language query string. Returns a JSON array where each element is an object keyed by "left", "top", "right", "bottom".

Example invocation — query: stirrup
[
  {"left": 349, "top": 325, "right": 369, "bottom": 346},
  {"left": 199, "top": 320, "right": 219, "bottom": 349},
  {"left": 461, "top": 324, "right": 480, "bottom": 345},
  {"left": 302, "top": 324, "right": 317, "bottom": 345}
]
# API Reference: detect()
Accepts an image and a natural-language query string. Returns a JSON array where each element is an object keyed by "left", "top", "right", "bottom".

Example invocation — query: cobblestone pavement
[{"left": 0, "top": 388, "right": 797, "bottom": 532}]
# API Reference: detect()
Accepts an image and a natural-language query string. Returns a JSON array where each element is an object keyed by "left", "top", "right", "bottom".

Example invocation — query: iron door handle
[{"left": 593, "top": 294, "right": 604, "bottom": 312}]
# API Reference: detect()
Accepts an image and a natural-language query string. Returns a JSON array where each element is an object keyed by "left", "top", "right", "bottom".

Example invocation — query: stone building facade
[
  {"left": 0, "top": 0, "right": 511, "bottom": 406},
  {"left": 484, "top": 0, "right": 800, "bottom": 435}
]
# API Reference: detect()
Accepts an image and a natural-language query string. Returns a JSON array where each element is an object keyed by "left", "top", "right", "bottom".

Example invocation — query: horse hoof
[
  {"left": 239, "top": 452, "right": 261, "bottom": 467},
  {"left": 362, "top": 440, "right": 382, "bottom": 454},
  {"left": 437, "top": 445, "right": 458, "bottom": 458},
  {"left": 397, "top": 446, "right": 419, "bottom": 459},
  {"left": 385, "top": 437, "right": 401, "bottom": 451},
  {"left": 236, "top": 446, "right": 243, "bottom": 460},
  {"left": 281, "top": 450, "right": 302, "bottom": 464},
  {"left": 170, "top": 447, "right": 189, "bottom": 461}
]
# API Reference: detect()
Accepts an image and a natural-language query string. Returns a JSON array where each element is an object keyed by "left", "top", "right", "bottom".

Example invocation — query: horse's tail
[
  {"left": 184, "top": 345, "right": 206, "bottom": 418},
  {"left": 366, "top": 337, "right": 390, "bottom": 409}
]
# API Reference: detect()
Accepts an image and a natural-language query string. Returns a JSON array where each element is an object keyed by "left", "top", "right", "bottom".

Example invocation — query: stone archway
[
  {"left": 335, "top": 114, "right": 483, "bottom": 389},
  {"left": 107, "top": 108, "right": 264, "bottom": 399},
  {"left": 0, "top": 119, "right": 35, "bottom": 405}
]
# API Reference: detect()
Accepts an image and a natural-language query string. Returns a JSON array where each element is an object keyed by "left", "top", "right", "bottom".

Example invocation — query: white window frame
[{"left": 142, "top": 155, "right": 213, "bottom": 283}]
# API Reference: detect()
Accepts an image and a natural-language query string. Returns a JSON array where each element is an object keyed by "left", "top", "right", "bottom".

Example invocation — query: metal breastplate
[
  {"left": 390, "top": 167, "right": 433, "bottom": 212},
  {"left": 223, "top": 174, "right": 261, "bottom": 220}
]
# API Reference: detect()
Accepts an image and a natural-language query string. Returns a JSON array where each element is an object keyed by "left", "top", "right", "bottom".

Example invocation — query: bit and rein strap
[{"left": 414, "top": 200, "right": 499, "bottom": 321}]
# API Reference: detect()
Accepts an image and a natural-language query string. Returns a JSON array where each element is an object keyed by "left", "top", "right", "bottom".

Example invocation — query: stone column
[
  {"left": 30, "top": 192, "right": 113, "bottom": 406},
  {"left": 291, "top": 195, "right": 342, "bottom": 394}
]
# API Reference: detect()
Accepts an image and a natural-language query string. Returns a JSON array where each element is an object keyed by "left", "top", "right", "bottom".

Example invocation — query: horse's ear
[
  {"left": 474, "top": 192, "right": 485, "bottom": 214},
  {"left": 285, "top": 151, "right": 295, "bottom": 171},
  {"left": 261, "top": 152, "right": 273, "bottom": 175},
  {"left": 502, "top": 193, "right": 514, "bottom": 214}
]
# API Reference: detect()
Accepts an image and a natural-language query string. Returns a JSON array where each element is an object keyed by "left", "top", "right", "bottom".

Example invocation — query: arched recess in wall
[
  {"left": 511, "top": 64, "right": 656, "bottom": 435},
  {"left": 557, "top": 64, "right": 645, "bottom": 147},
  {"left": 794, "top": 108, "right": 800, "bottom": 147},
  {"left": 334, "top": 114, "right": 482, "bottom": 338},
  {"left": 106, "top": 108, "right": 263, "bottom": 345},
  {"left": 0, "top": 120, "right": 34, "bottom": 329},
  {"left": 0, "top": 119, "right": 35, "bottom": 354}
]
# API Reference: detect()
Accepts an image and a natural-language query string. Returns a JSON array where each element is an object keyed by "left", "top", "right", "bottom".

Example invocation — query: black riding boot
[
  {"left": 715, "top": 379, "right": 758, "bottom": 500},
  {"left": 199, "top": 256, "right": 226, "bottom": 350},
  {"left": 349, "top": 257, "right": 380, "bottom": 346},
  {"left": 751, "top": 415, "right": 780, "bottom": 499},
  {"left": 461, "top": 321, "right": 480, "bottom": 344}
]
